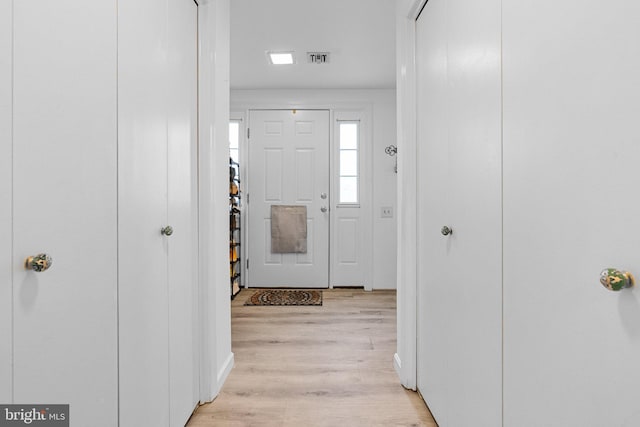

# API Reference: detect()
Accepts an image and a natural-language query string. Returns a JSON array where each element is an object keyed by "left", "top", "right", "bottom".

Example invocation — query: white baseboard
[
  {"left": 394, "top": 352, "right": 402, "bottom": 379},
  {"left": 217, "top": 352, "right": 234, "bottom": 391}
]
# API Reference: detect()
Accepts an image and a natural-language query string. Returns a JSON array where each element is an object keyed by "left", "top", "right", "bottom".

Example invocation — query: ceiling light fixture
[{"left": 268, "top": 51, "right": 294, "bottom": 65}]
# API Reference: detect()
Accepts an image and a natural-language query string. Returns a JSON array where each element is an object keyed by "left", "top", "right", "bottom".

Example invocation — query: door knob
[
  {"left": 25, "top": 253, "right": 53, "bottom": 272},
  {"left": 600, "top": 268, "right": 635, "bottom": 291},
  {"left": 161, "top": 226, "right": 174, "bottom": 236},
  {"left": 320, "top": 207, "right": 328, "bottom": 213},
  {"left": 441, "top": 226, "right": 453, "bottom": 236},
  {"left": 320, "top": 193, "right": 327, "bottom": 200}
]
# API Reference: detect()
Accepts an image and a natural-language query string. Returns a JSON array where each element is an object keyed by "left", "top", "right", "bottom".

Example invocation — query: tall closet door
[
  {"left": 0, "top": 0, "right": 12, "bottom": 404},
  {"left": 416, "top": 0, "right": 450, "bottom": 421},
  {"left": 119, "top": 0, "right": 198, "bottom": 425},
  {"left": 167, "top": 0, "right": 199, "bottom": 424},
  {"left": 118, "top": 0, "right": 170, "bottom": 425},
  {"left": 416, "top": 0, "right": 502, "bottom": 425},
  {"left": 503, "top": 1, "right": 640, "bottom": 425},
  {"left": 11, "top": 1, "right": 119, "bottom": 425}
]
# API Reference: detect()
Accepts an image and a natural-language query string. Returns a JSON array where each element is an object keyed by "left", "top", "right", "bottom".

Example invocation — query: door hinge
[
  {"left": 247, "top": 127, "right": 250, "bottom": 139},
  {"left": 246, "top": 259, "right": 249, "bottom": 270},
  {"left": 246, "top": 193, "right": 249, "bottom": 204}
]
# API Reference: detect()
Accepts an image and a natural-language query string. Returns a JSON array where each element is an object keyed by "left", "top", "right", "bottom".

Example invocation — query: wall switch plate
[{"left": 381, "top": 206, "right": 393, "bottom": 218}]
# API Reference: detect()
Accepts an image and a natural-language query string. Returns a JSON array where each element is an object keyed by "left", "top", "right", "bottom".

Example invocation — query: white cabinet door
[
  {"left": 11, "top": 1, "right": 118, "bottom": 425},
  {"left": 248, "top": 110, "right": 330, "bottom": 288},
  {"left": 503, "top": 1, "right": 640, "bottom": 425},
  {"left": 167, "top": 0, "right": 199, "bottom": 424},
  {"left": 416, "top": 0, "right": 502, "bottom": 425}
]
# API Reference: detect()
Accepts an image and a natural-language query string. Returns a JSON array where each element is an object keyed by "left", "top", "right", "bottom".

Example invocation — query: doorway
[{"left": 246, "top": 109, "right": 331, "bottom": 288}]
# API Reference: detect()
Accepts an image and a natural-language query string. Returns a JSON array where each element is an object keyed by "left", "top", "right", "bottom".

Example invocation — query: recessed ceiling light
[{"left": 268, "top": 51, "right": 294, "bottom": 65}]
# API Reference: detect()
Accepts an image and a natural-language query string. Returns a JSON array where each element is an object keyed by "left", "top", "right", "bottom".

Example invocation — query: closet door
[
  {"left": 119, "top": 0, "right": 198, "bottom": 425},
  {"left": 167, "top": 0, "right": 199, "bottom": 424},
  {"left": 0, "top": 0, "right": 12, "bottom": 404},
  {"left": 503, "top": 1, "right": 640, "bottom": 425},
  {"left": 118, "top": 0, "right": 170, "bottom": 425},
  {"left": 11, "top": 1, "right": 118, "bottom": 425},
  {"left": 416, "top": 0, "right": 502, "bottom": 425}
]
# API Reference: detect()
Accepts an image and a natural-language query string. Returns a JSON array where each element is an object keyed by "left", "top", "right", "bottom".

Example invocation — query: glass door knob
[
  {"left": 441, "top": 226, "right": 453, "bottom": 236},
  {"left": 25, "top": 253, "right": 53, "bottom": 272},
  {"left": 600, "top": 268, "right": 634, "bottom": 291}
]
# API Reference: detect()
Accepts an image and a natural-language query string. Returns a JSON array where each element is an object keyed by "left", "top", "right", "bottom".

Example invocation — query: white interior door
[
  {"left": 503, "top": 1, "right": 640, "bottom": 425},
  {"left": 416, "top": 0, "right": 502, "bottom": 425},
  {"left": 167, "top": 0, "right": 199, "bottom": 424},
  {"left": 0, "top": 0, "right": 12, "bottom": 404},
  {"left": 119, "top": 0, "right": 198, "bottom": 425},
  {"left": 11, "top": 1, "right": 119, "bottom": 425},
  {"left": 118, "top": 0, "right": 170, "bottom": 425},
  {"left": 248, "top": 110, "right": 330, "bottom": 288}
]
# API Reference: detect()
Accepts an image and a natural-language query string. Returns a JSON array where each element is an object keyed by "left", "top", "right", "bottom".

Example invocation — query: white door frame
[
  {"left": 197, "top": 0, "right": 234, "bottom": 402},
  {"left": 394, "top": 0, "right": 427, "bottom": 390},
  {"left": 232, "top": 101, "right": 374, "bottom": 291}
]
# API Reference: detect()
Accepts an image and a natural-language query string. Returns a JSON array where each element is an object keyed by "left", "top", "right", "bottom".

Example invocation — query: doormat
[{"left": 244, "top": 289, "right": 323, "bottom": 306}]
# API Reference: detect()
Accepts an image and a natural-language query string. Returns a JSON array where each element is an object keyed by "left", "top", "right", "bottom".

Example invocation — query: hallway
[{"left": 188, "top": 289, "right": 436, "bottom": 426}]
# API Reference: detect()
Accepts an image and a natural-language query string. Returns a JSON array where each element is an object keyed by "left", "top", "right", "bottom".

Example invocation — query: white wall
[
  {"left": 0, "top": 0, "right": 12, "bottom": 404},
  {"left": 198, "top": 0, "right": 233, "bottom": 401},
  {"left": 231, "top": 89, "right": 397, "bottom": 290}
]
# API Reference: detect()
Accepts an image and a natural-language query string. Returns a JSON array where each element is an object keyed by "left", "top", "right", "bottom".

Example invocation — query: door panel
[
  {"left": 0, "top": 0, "right": 12, "bottom": 404},
  {"left": 167, "top": 0, "right": 199, "bottom": 424},
  {"left": 12, "top": 1, "right": 118, "bottom": 425},
  {"left": 248, "top": 110, "right": 330, "bottom": 288},
  {"left": 118, "top": 0, "right": 169, "bottom": 425},
  {"left": 503, "top": 1, "right": 640, "bottom": 425},
  {"left": 416, "top": 0, "right": 502, "bottom": 425},
  {"left": 416, "top": 0, "right": 451, "bottom": 422}
]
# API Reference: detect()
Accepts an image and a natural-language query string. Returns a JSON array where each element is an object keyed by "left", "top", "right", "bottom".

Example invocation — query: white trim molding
[
  {"left": 197, "top": 0, "right": 233, "bottom": 403},
  {"left": 394, "top": 0, "right": 426, "bottom": 391}
]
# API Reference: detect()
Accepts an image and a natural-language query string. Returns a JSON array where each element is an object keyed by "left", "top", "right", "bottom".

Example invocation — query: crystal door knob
[
  {"left": 441, "top": 226, "right": 453, "bottom": 236},
  {"left": 320, "top": 207, "right": 328, "bottom": 213},
  {"left": 600, "top": 268, "right": 635, "bottom": 291},
  {"left": 320, "top": 193, "right": 327, "bottom": 199},
  {"left": 161, "top": 226, "right": 174, "bottom": 236},
  {"left": 25, "top": 253, "right": 53, "bottom": 272}
]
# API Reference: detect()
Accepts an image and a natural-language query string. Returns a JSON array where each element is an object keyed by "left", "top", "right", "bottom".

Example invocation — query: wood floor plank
[{"left": 187, "top": 289, "right": 436, "bottom": 427}]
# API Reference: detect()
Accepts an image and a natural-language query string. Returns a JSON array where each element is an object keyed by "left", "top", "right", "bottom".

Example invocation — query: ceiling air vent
[{"left": 307, "top": 52, "right": 329, "bottom": 64}]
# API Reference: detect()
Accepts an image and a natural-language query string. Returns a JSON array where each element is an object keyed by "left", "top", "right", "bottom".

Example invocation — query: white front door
[
  {"left": 11, "top": 1, "right": 119, "bottom": 425},
  {"left": 416, "top": 0, "right": 502, "bottom": 425},
  {"left": 248, "top": 110, "right": 330, "bottom": 288}
]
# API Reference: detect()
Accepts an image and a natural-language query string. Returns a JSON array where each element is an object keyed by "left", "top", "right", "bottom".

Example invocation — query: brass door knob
[
  {"left": 441, "top": 226, "right": 453, "bottom": 236},
  {"left": 25, "top": 253, "right": 53, "bottom": 272},
  {"left": 161, "top": 226, "right": 174, "bottom": 236},
  {"left": 600, "top": 268, "right": 635, "bottom": 291}
]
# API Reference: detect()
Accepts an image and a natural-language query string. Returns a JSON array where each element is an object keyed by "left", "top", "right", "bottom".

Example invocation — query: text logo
[{"left": 0, "top": 405, "right": 68, "bottom": 427}]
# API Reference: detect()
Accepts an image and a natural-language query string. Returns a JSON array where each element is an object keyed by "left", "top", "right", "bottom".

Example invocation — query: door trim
[
  {"left": 394, "top": 0, "right": 427, "bottom": 390},
  {"left": 235, "top": 102, "right": 374, "bottom": 291}
]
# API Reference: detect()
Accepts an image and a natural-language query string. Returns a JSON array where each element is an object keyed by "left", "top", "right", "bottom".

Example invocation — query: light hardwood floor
[{"left": 187, "top": 289, "right": 437, "bottom": 427}]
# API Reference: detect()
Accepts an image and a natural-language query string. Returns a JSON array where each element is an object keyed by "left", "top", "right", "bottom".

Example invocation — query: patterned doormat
[{"left": 244, "top": 289, "right": 323, "bottom": 306}]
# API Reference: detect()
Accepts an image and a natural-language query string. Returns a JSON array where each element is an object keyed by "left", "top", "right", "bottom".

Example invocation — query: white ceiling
[{"left": 230, "top": 0, "right": 396, "bottom": 90}]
